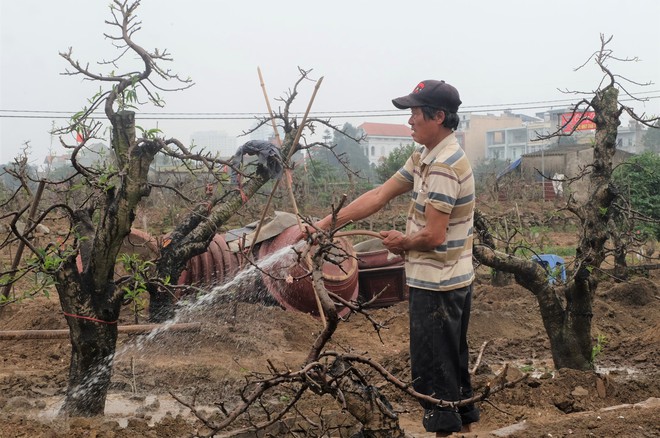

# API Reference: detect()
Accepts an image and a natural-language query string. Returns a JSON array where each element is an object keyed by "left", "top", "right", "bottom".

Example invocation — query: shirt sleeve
[
  {"left": 393, "top": 155, "right": 415, "bottom": 185},
  {"left": 425, "top": 162, "right": 459, "bottom": 214}
]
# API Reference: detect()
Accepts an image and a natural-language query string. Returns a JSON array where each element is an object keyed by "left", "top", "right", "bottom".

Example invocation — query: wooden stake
[
  {"left": 255, "top": 67, "right": 303, "bottom": 235},
  {"left": 2, "top": 179, "right": 46, "bottom": 299},
  {"left": 251, "top": 74, "right": 324, "bottom": 246},
  {"left": 251, "top": 73, "right": 326, "bottom": 325},
  {"left": 0, "top": 322, "right": 202, "bottom": 340},
  {"left": 257, "top": 67, "right": 283, "bottom": 147}
]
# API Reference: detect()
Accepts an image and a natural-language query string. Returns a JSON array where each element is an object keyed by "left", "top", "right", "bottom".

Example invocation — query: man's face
[{"left": 408, "top": 107, "right": 443, "bottom": 146}]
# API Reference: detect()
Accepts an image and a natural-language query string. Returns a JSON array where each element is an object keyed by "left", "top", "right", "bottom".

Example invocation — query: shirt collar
[{"left": 419, "top": 133, "right": 457, "bottom": 165}]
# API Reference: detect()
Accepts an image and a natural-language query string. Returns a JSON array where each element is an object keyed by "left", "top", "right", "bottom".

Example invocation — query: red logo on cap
[{"left": 413, "top": 82, "right": 425, "bottom": 94}]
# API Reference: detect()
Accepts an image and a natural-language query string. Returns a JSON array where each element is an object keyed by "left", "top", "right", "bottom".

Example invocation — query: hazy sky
[{"left": 1, "top": 0, "right": 659, "bottom": 165}]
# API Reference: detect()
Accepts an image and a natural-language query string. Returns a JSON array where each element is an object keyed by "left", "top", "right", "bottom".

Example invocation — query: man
[{"left": 311, "top": 80, "right": 479, "bottom": 436}]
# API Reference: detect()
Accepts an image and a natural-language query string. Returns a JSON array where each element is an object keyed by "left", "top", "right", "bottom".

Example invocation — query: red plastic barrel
[
  {"left": 177, "top": 233, "right": 237, "bottom": 286},
  {"left": 258, "top": 225, "right": 359, "bottom": 317}
]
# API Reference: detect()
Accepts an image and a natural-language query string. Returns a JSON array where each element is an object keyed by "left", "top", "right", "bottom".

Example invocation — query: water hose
[{"left": 335, "top": 230, "right": 384, "bottom": 240}]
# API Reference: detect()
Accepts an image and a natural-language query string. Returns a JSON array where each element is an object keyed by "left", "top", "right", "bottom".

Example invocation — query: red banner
[{"left": 561, "top": 111, "right": 596, "bottom": 133}]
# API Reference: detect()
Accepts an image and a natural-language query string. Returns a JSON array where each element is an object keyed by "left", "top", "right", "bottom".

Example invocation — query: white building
[
  {"left": 358, "top": 122, "right": 413, "bottom": 166},
  {"left": 190, "top": 130, "right": 238, "bottom": 159}
]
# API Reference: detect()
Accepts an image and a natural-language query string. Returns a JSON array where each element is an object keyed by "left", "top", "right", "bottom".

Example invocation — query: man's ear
[{"left": 435, "top": 110, "right": 446, "bottom": 125}]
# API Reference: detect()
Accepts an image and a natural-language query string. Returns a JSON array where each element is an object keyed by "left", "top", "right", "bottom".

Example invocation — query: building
[
  {"left": 43, "top": 142, "right": 113, "bottom": 171},
  {"left": 520, "top": 144, "right": 634, "bottom": 202},
  {"left": 459, "top": 112, "right": 525, "bottom": 164},
  {"left": 482, "top": 108, "right": 649, "bottom": 163},
  {"left": 190, "top": 130, "right": 238, "bottom": 159},
  {"left": 616, "top": 120, "right": 646, "bottom": 154},
  {"left": 484, "top": 119, "right": 555, "bottom": 162},
  {"left": 358, "top": 122, "right": 413, "bottom": 166}
]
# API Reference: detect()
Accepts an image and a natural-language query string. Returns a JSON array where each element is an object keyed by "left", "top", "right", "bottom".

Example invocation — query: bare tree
[{"left": 473, "top": 35, "right": 659, "bottom": 370}]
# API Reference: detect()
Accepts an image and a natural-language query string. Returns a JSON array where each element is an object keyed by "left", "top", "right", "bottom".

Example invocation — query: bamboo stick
[
  {"left": 250, "top": 74, "right": 325, "bottom": 324},
  {"left": 256, "top": 67, "right": 303, "bottom": 233},
  {"left": 252, "top": 75, "right": 324, "bottom": 246},
  {"left": 257, "top": 67, "right": 283, "bottom": 147},
  {"left": 0, "top": 322, "right": 201, "bottom": 340},
  {"left": 2, "top": 179, "right": 46, "bottom": 299}
]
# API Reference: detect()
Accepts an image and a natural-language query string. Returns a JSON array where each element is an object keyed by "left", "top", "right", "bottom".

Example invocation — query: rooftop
[{"left": 359, "top": 122, "right": 412, "bottom": 138}]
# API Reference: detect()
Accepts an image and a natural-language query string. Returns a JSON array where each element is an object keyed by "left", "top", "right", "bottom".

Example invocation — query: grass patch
[
  {"left": 543, "top": 246, "right": 576, "bottom": 257},
  {"left": 514, "top": 246, "right": 575, "bottom": 258}
]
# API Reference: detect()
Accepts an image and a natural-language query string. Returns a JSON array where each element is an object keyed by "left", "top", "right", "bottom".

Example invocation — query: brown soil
[{"left": 1, "top": 204, "right": 659, "bottom": 437}]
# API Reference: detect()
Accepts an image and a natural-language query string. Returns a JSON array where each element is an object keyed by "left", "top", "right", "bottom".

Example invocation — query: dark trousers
[{"left": 409, "top": 284, "right": 480, "bottom": 433}]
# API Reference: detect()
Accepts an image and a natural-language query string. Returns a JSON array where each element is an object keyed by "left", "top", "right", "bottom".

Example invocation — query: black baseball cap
[{"left": 392, "top": 80, "right": 462, "bottom": 113}]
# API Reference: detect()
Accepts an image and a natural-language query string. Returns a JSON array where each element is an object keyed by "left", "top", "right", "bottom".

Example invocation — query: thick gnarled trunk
[
  {"left": 473, "top": 84, "right": 622, "bottom": 371},
  {"left": 57, "top": 110, "right": 157, "bottom": 416},
  {"left": 61, "top": 316, "right": 119, "bottom": 415},
  {"left": 57, "top": 264, "right": 122, "bottom": 416}
]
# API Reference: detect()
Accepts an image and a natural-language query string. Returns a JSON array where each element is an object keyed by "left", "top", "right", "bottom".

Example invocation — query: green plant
[
  {"left": 591, "top": 333, "right": 608, "bottom": 364},
  {"left": 612, "top": 152, "right": 660, "bottom": 240},
  {"left": 374, "top": 142, "right": 416, "bottom": 183},
  {"left": 118, "top": 253, "right": 154, "bottom": 323},
  {"left": 520, "top": 364, "right": 535, "bottom": 373}
]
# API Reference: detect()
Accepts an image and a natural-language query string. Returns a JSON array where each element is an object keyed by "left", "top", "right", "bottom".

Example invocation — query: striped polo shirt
[{"left": 393, "top": 133, "right": 475, "bottom": 291}]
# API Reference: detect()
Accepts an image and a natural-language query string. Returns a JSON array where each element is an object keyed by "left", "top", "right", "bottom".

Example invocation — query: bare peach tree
[{"left": 473, "top": 35, "right": 659, "bottom": 370}]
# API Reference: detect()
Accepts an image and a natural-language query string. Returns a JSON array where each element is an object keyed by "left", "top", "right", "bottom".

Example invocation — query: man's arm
[
  {"left": 381, "top": 203, "right": 449, "bottom": 254},
  {"left": 315, "top": 176, "right": 411, "bottom": 231}
]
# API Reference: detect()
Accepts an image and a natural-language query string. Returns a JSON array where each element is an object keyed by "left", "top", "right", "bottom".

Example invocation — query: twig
[{"left": 471, "top": 340, "right": 490, "bottom": 375}]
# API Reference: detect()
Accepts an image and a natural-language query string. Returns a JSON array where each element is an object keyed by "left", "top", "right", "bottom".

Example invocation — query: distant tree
[
  {"left": 612, "top": 151, "right": 660, "bottom": 239},
  {"left": 0, "top": 158, "right": 39, "bottom": 193},
  {"left": 307, "top": 157, "right": 340, "bottom": 183},
  {"left": 472, "top": 158, "right": 510, "bottom": 198},
  {"left": 311, "top": 123, "right": 372, "bottom": 180},
  {"left": 374, "top": 142, "right": 415, "bottom": 183},
  {"left": 335, "top": 123, "right": 372, "bottom": 177},
  {"left": 641, "top": 120, "right": 660, "bottom": 153}
]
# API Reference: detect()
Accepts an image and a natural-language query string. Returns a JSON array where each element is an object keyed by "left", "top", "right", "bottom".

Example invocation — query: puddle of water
[
  {"left": 35, "top": 393, "right": 210, "bottom": 428},
  {"left": 491, "top": 360, "right": 642, "bottom": 379},
  {"left": 490, "top": 360, "right": 555, "bottom": 378}
]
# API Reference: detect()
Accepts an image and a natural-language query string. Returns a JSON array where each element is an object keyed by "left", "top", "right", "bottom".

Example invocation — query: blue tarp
[
  {"left": 496, "top": 157, "right": 522, "bottom": 180},
  {"left": 532, "top": 254, "right": 567, "bottom": 285}
]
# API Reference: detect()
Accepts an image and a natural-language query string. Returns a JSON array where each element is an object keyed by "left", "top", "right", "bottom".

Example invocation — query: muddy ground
[{"left": 0, "top": 205, "right": 658, "bottom": 437}]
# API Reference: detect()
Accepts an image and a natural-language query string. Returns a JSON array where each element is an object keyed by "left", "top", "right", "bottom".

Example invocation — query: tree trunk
[
  {"left": 547, "top": 282, "right": 594, "bottom": 370},
  {"left": 57, "top": 266, "right": 122, "bottom": 416},
  {"left": 58, "top": 110, "right": 156, "bottom": 415},
  {"left": 474, "top": 238, "right": 594, "bottom": 370},
  {"left": 61, "top": 317, "right": 118, "bottom": 415}
]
